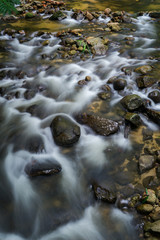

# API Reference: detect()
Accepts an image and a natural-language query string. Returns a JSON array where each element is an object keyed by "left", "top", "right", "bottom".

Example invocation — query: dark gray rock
[
  {"left": 25, "top": 159, "right": 62, "bottom": 177},
  {"left": 113, "top": 79, "right": 127, "bottom": 90},
  {"left": 136, "top": 75, "right": 156, "bottom": 88},
  {"left": 77, "top": 113, "right": 119, "bottom": 136},
  {"left": 50, "top": 115, "right": 81, "bottom": 147},
  {"left": 93, "top": 184, "right": 116, "bottom": 203},
  {"left": 148, "top": 91, "right": 160, "bottom": 104}
]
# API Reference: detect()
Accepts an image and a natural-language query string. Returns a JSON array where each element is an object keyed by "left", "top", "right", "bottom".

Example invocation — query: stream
[{"left": 0, "top": 1, "right": 160, "bottom": 240}]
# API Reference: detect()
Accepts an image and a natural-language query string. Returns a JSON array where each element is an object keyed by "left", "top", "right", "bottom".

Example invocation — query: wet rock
[
  {"left": 143, "top": 189, "right": 157, "bottom": 205},
  {"left": 85, "top": 76, "right": 91, "bottom": 81},
  {"left": 156, "top": 166, "right": 160, "bottom": 179},
  {"left": 1, "top": 15, "right": 18, "bottom": 22},
  {"left": 42, "top": 40, "right": 50, "bottom": 46},
  {"left": 113, "top": 78, "right": 127, "bottom": 90},
  {"left": 77, "top": 113, "right": 119, "bottom": 136},
  {"left": 25, "top": 12, "right": 36, "bottom": 18},
  {"left": 136, "top": 75, "right": 156, "bottom": 88},
  {"left": 69, "top": 50, "right": 77, "bottom": 56},
  {"left": 149, "top": 12, "right": 160, "bottom": 18},
  {"left": 86, "top": 37, "right": 108, "bottom": 55},
  {"left": 144, "top": 108, "right": 160, "bottom": 125},
  {"left": 98, "top": 92, "right": 111, "bottom": 100},
  {"left": 120, "top": 94, "right": 143, "bottom": 111},
  {"left": 3, "top": 28, "right": 16, "bottom": 36},
  {"left": 25, "top": 135, "right": 45, "bottom": 153},
  {"left": 142, "top": 128, "right": 153, "bottom": 141},
  {"left": 65, "top": 38, "right": 75, "bottom": 45},
  {"left": 137, "top": 204, "right": 154, "bottom": 214},
  {"left": 49, "top": 11, "right": 67, "bottom": 21},
  {"left": 144, "top": 220, "right": 160, "bottom": 234},
  {"left": 25, "top": 159, "right": 62, "bottom": 177},
  {"left": 150, "top": 207, "right": 160, "bottom": 221},
  {"left": 107, "top": 22, "right": 121, "bottom": 31},
  {"left": 24, "top": 89, "right": 36, "bottom": 100},
  {"left": 93, "top": 184, "right": 116, "bottom": 203},
  {"left": 85, "top": 11, "right": 94, "bottom": 21},
  {"left": 125, "top": 112, "right": 142, "bottom": 127},
  {"left": 104, "top": 8, "right": 111, "bottom": 15},
  {"left": 135, "top": 65, "right": 152, "bottom": 75},
  {"left": 148, "top": 91, "right": 160, "bottom": 104},
  {"left": 139, "top": 155, "right": 155, "bottom": 174},
  {"left": 50, "top": 115, "right": 81, "bottom": 147}
]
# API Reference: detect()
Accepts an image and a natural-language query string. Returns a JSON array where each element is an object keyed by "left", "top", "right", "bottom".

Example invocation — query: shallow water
[
  {"left": 0, "top": 6, "right": 160, "bottom": 240},
  {"left": 65, "top": 0, "right": 160, "bottom": 13}
]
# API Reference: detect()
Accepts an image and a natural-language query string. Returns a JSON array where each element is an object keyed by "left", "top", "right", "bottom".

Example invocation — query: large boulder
[
  {"left": 50, "top": 115, "right": 81, "bottom": 147},
  {"left": 148, "top": 91, "right": 160, "bottom": 104},
  {"left": 121, "top": 94, "right": 143, "bottom": 111},
  {"left": 144, "top": 220, "right": 160, "bottom": 234},
  {"left": 76, "top": 113, "right": 119, "bottom": 136},
  {"left": 25, "top": 159, "right": 62, "bottom": 177}
]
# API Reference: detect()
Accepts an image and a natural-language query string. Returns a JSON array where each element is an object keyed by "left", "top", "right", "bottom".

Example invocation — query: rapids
[{"left": 0, "top": 10, "right": 159, "bottom": 240}]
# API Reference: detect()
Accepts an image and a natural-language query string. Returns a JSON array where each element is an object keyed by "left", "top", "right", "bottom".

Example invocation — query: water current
[{"left": 0, "top": 3, "right": 160, "bottom": 240}]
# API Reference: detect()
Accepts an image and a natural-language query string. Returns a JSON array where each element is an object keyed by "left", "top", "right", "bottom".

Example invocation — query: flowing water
[{"left": 0, "top": 3, "right": 160, "bottom": 240}]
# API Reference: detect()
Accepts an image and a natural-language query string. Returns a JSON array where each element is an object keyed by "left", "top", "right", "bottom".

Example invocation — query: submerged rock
[
  {"left": 134, "top": 65, "right": 152, "bottom": 75},
  {"left": 86, "top": 37, "right": 108, "bottom": 55},
  {"left": 139, "top": 155, "right": 155, "bottom": 174},
  {"left": 121, "top": 94, "right": 143, "bottom": 111},
  {"left": 93, "top": 184, "right": 116, "bottom": 203},
  {"left": 50, "top": 115, "right": 81, "bottom": 147},
  {"left": 25, "top": 159, "right": 61, "bottom": 177},
  {"left": 77, "top": 113, "right": 119, "bottom": 136},
  {"left": 25, "top": 135, "right": 45, "bottom": 153}
]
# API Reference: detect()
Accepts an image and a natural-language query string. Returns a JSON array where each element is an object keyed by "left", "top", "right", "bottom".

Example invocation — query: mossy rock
[{"left": 49, "top": 11, "right": 67, "bottom": 21}]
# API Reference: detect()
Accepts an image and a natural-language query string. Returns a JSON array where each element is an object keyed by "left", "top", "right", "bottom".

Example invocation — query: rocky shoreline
[{"left": 0, "top": 1, "right": 160, "bottom": 239}]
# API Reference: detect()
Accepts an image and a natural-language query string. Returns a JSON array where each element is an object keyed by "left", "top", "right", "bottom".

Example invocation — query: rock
[
  {"left": 142, "top": 128, "right": 153, "bottom": 141},
  {"left": 107, "top": 22, "right": 121, "bottom": 31},
  {"left": 85, "top": 11, "right": 94, "bottom": 21},
  {"left": 25, "top": 12, "right": 36, "bottom": 18},
  {"left": 156, "top": 166, "right": 160, "bottom": 179},
  {"left": 144, "top": 220, "right": 160, "bottom": 234},
  {"left": 148, "top": 91, "right": 160, "bottom": 104},
  {"left": 139, "top": 155, "right": 155, "bottom": 174},
  {"left": 120, "top": 94, "right": 143, "bottom": 111},
  {"left": 136, "top": 75, "right": 156, "bottom": 88},
  {"left": 49, "top": 11, "right": 67, "bottom": 21},
  {"left": 125, "top": 112, "right": 142, "bottom": 127},
  {"left": 113, "top": 79, "right": 127, "bottom": 90},
  {"left": 24, "top": 89, "right": 36, "bottom": 100},
  {"left": 69, "top": 50, "right": 77, "bottom": 55},
  {"left": 65, "top": 38, "right": 75, "bottom": 45},
  {"left": 137, "top": 204, "right": 154, "bottom": 214},
  {"left": 85, "top": 76, "right": 91, "bottom": 81},
  {"left": 93, "top": 184, "right": 116, "bottom": 203},
  {"left": 50, "top": 115, "right": 81, "bottom": 147},
  {"left": 144, "top": 108, "right": 160, "bottom": 125},
  {"left": 104, "top": 8, "right": 112, "bottom": 15},
  {"left": 78, "top": 80, "right": 87, "bottom": 85},
  {"left": 86, "top": 37, "right": 108, "bottom": 55},
  {"left": 25, "top": 159, "right": 62, "bottom": 177},
  {"left": 135, "top": 65, "right": 152, "bottom": 75},
  {"left": 149, "top": 12, "right": 160, "bottom": 18},
  {"left": 143, "top": 189, "right": 157, "bottom": 205},
  {"left": 150, "top": 207, "right": 160, "bottom": 221},
  {"left": 98, "top": 92, "right": 111, "bottom": 100},
  {"left": 76, "top": 113, "right": 119, "bottom": 136},
  {"left": 42, "top": 40, "right": 50, "bottom": 46}
]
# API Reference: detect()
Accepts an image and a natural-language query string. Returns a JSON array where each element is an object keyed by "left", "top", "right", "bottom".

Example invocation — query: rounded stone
[
  {"left": 50, "top": 115, "right": 81, "bottom": 147},
  {"left": 137, "top": 204, "right": 154, "bottom": 214},
  {"left": 113, "top": 79, "right": 127, "bottom": 90},
  {"left": 148, "top": 91, "right": 160, "bottom": 104}
]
